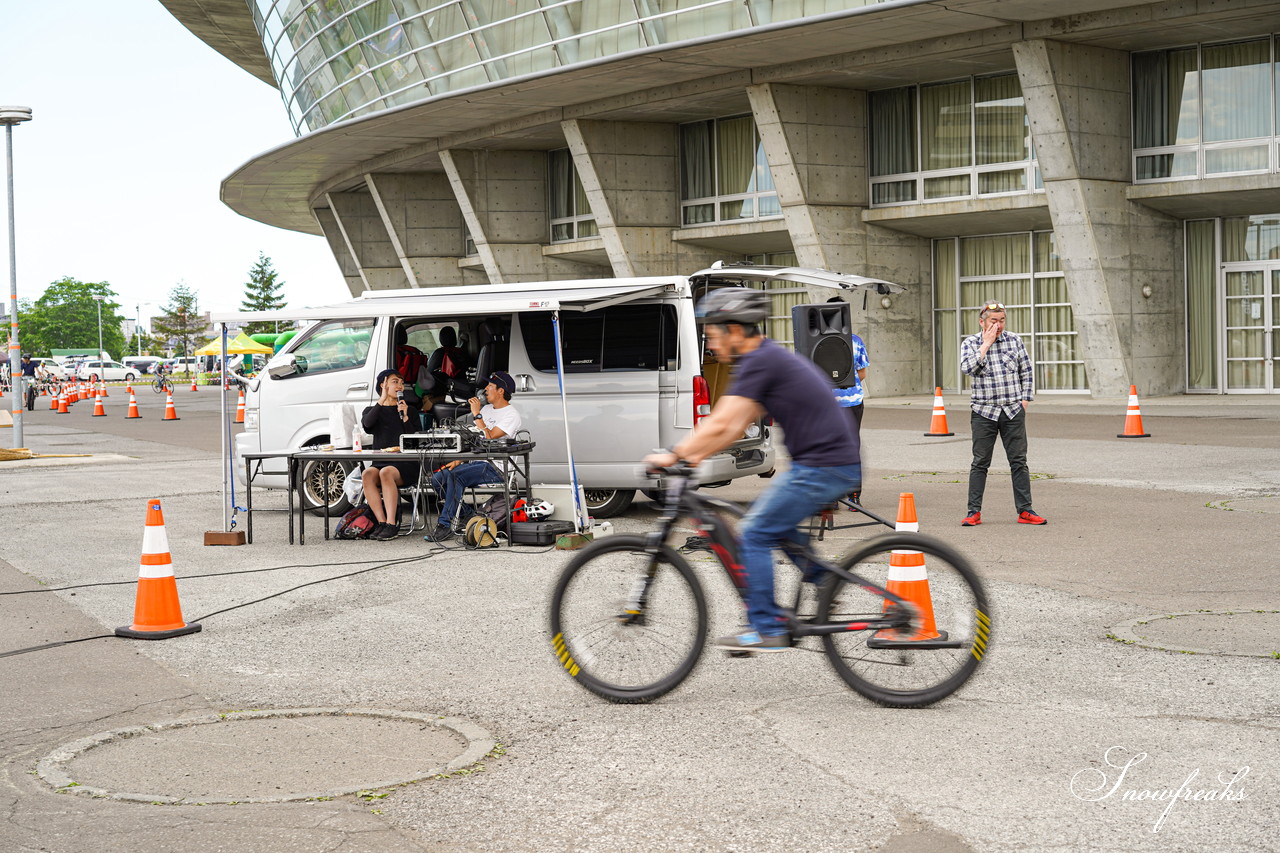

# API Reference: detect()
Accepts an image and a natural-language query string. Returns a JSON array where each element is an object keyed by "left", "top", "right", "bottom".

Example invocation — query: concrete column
[
  {"left": 561, "top": 119, "right": 720, "bottom": 276},
  {"left": 313, "top": 206, "right": 365, "bottom": 296},
  {"left": 325, "top": 190, "right": 411, "bottom": 291},
  {"left": 365, "top": 172, "right": 468, "bottom": 287},
  {"left": 439, "top": 148, "right": 607, "bottom": 283},
  {"left": 1015, "top": 39, "right": 1184, "bottom": 397},
  {"left": 748, "top": 82, "right": 930, "bottom": 396}
]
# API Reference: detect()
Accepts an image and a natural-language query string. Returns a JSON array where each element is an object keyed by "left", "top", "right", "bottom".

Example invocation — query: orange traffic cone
[
  {"left": 99, "top": 379, "right": 109, "bottom": 397},
  {"left": 126, "top": 383, "right": 134, "bottom": 397},
  {"left": 92, "top": 394, "right": 107, "bottom": 417},
  {"left": 125, "top": 390, "right": 142, "bottom": 419},
  {"left": 923, "top": 387, "right": 954, "bottom": 437},
  {"left": 50, "top": 386, "right": 60, "bottom": 410},
  {"left": 874, "top": 492, "right": 941, "bottom": 642},
  {"left": 57, "top": 390, "right": 69, "bottom": 414},
  {"left": 163, "top": 392, "right": 180, "bottom": 421},
  {"left": 234, "top": 388, "right": 246, "bottom": 424},
  {"left": 114, "top": 499, "right": 201, "bottom": 640},
  {"left": 1117, "top": 385, "right": 1150, "bottom": 438},
  {"left": 190, "top": 376, "right": 199, "bottom": 392}
]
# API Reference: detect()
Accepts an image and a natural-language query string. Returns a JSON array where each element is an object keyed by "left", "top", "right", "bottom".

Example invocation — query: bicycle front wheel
[
  {"left": 152, "top": 379, "right": 165, "bottom": 394},
  {"left": 817, "top": 533, "right": 990, "bottom": 708},
  {"left": 550, "top": 535, "right": 707, "bottom": 704}
]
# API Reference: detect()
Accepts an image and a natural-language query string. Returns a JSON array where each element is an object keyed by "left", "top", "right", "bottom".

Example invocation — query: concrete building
[{"left": 162, "top": 0, "right": 1280, "bottom": 397}]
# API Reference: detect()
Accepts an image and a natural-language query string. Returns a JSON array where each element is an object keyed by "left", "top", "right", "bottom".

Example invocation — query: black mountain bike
[
  {"left": 549, "top": 464, "right": 991, "bottom": 708},
  {"left": 152, "top": 371, "right": 172, "bottom": 394}
]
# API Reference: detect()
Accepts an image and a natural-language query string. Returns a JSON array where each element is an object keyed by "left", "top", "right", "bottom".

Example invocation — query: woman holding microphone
[{"left": 360, "top": 369, "right": 421, "bottom": 540}]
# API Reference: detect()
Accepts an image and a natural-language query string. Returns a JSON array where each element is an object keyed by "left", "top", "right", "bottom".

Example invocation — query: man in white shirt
[{"left": 426, "top": 371, "right": 523, "bottom": 541}]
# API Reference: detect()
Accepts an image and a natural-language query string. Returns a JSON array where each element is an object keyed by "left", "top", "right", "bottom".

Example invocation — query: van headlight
[{"left": 244, "top": 411, "right": 259, "bottom": 431}]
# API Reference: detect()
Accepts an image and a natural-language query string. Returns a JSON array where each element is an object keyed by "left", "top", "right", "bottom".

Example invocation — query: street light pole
[
  {"left": 2, "top": 106, "right": 32, "bottom": 450},
  {"left": 92, "top": 295, "right": 105, "bottom": 365}
]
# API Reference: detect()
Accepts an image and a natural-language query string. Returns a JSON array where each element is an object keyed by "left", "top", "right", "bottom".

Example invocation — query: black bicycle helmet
[{"left": 695, "top": 287, "right": 770, "bottom": 327}]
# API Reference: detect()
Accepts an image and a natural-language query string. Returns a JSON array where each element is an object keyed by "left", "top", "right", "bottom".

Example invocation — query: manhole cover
[
  {"left": 1207, "top": 495, "right": 1280, "bottom": 514},
  {"left": 1108, "top": 611, "right": 1280, "bottom": 658},
  {"left": 37, "top": 707, "right": 496, "bottom": 804}
]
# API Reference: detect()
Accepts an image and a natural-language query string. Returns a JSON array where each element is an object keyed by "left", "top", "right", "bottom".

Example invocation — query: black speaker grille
[{"left": 812, "top": 336, "right": 854, "bottom": 386}]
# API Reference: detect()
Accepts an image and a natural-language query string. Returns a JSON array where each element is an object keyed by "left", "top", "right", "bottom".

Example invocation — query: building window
[
  {"left": 740, "top": 251, "right": 800, "bottom": 348},
  {"left": 1134, "top": 37, "right": 1279, "bottom": 181},
  {"left": 933, "top": 232, "right": 1085, "bottom": 393},
  {"left": 680, "top": 115, "right": 780, "bottom": 226},
  {"left": 548, "top": 149, "right": 598, "bottom": 243},
  {"left": 869, "top": 73, "right": 1039, "bottom": 206}
]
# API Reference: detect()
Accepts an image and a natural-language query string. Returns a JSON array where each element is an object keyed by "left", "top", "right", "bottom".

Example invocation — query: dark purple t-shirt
[{"left": 727, "top": 338, "right": 860, "bottom": 467}]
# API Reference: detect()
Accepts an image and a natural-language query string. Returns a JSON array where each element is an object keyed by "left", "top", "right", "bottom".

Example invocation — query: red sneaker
[
  {"left": 1018, "top": 510, "right": 1047, "bottom": 525},
  {"left": 961, "top": 512, "right": 981, "bottom": 527}
]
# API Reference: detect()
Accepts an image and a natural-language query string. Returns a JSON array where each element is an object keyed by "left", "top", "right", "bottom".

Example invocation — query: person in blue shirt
[
  {"left": 645, "top": 289, "right": 861, "bottom": 653},
  {"left": 827, "top": 297, "right": 869, "bottom": 505}
]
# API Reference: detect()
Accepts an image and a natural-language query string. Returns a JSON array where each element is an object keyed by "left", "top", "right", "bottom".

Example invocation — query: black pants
[
  {"left": 843, "top": 404, "right": 863, "bottom": 499},
  {"left": 968, "top": 408, "right": 1032, "bottom": 514}
]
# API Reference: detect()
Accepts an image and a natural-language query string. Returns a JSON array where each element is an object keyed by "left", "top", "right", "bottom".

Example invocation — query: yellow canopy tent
[{"left": 194, "top": 332, "right": 275, "bottom": 356}]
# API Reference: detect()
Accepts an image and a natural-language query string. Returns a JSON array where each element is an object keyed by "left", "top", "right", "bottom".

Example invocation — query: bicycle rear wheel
[
  {"left": 817, "top": 533, "right": 990, "bottom": 708},
  {"left": 550, "top": 535, "right": 707, "bottom": 704}
]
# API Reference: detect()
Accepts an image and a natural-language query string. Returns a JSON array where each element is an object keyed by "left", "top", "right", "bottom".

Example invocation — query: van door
[
  {"left": 510, "top": 302, "right": 673, "bottom": 487},
  {"left": 261, "top": 317, "right": 380, "bottom": 451}
]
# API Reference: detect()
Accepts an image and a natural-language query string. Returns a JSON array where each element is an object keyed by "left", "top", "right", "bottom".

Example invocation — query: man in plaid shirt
[{"left": 959, "top": 301, "right": 1047, "bottom": 526}]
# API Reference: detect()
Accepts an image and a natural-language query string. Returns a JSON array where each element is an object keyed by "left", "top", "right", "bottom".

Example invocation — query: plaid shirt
[{"left": 960, "top": 330, "right": 1033, "bottom": 421}]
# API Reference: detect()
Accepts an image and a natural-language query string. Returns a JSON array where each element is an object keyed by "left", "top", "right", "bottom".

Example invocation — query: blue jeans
[
  {"left": 431, "top": 461, "right": 502, "bottom": 528},
  {"left": 738, "top": 462, "right": 862, "bottom": 637}
]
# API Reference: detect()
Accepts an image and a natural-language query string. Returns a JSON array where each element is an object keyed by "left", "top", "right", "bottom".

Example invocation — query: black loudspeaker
[{"left": 792, "top": 303, "right": 854, "bottom": 387}]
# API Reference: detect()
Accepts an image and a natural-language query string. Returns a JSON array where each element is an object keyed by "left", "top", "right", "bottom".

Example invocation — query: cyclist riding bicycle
[{"left": 644, "top": 288, "right": 862, "bottom": 654}]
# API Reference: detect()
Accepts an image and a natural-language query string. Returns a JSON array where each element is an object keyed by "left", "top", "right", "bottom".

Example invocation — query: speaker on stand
[{"left": 792, "top": 302, "right": 854, "bottom": 387}]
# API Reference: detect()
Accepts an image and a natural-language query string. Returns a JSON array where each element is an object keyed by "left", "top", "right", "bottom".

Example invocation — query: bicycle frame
[{"left": 631, "top": 473, "right": 925, "bottom": 641}]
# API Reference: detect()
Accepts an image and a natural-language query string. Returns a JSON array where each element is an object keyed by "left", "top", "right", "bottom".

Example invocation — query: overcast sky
[{"left": 2, "top": 1, "right": 350, "bottom": 330}]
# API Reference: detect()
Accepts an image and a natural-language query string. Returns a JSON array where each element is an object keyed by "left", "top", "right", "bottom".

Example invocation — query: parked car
[
  {"left": 76, "top": 360, "right": 138, "bottom": 382},
  {"left": 123, "top": 356, "right": 164, "bottom": 375},
  {"left": 31, "top": 358, "right": 68, "bottom": 379},
  {"left": 163, "top": 357, "right": 201, "bottom": 374},
  {"left": 225, "top": 265, "right": 888, "bottom": 518}
]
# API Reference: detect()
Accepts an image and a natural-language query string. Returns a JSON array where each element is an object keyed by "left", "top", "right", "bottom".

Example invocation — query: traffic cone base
[
  {"left": 1118, "top": 384, "right": 1150, "bottom": 438},
  {"left": 115, "top": 499, "right": 200, "bottom": 640},
  {"left": 924, "top": 387, "right": 955, "bottom": 437}
]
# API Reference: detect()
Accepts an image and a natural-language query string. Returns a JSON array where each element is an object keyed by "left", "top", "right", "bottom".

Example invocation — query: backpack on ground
[
  {"left": 480, "top": 495, "right": 525, "bottom": 532},
  {"left": 335, "top": 504, "right": 378, "bottom": 539}
]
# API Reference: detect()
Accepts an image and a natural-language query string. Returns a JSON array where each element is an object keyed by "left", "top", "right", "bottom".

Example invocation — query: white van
[{"left": 222, "top": 266, "right": 890, "bottom": 517}]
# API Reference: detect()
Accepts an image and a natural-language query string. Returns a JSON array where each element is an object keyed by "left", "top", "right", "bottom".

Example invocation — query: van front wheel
[
  {"left": 584, "top": 489, "right": 635, "bottom": 519},
  {"left": 295, "top": 459, "right": 355, "bottom": 516}
]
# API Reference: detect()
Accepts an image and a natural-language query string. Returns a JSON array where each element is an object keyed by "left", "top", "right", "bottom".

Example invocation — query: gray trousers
[{"left": 967, "top": 408, "right": 1033, "bottom": 514}]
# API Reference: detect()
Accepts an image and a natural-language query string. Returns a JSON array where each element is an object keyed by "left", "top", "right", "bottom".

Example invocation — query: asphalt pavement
[{"left": 1, "top": 390, "right": 1276, "bottom": 852}]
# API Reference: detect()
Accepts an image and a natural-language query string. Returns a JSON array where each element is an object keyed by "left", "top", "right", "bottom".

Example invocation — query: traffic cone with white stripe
[
  {"left": 115, "top": 499, "right": 201, "bottom": 640},
  {"left": 190, "top": 375, "right": 199, "bottom": 391},
  {"left": 163, "top": 392, "right": 180, "bottom": 421},
  {"left": 234, "top": 388, "right": 246, "bottom": 424},
  {"left": 1117, "top": 384, "right": 1150, "bottom": 438},
  {"left": 125, "top": 390, "right": 142, "bottom": 419},
  {"left": 91, "top": 393, "right": 107, "bottom": 417},
  {"left": 50, "top": 386, "right": 60, "bottom": 410},
  {"left": 923, "top": 387, "right": 955, "bottom": 437},
  {"left": 99, "top": 378, "right": 109, "bottom": 398},
  {"left": 57, "top": 389, "right": 69, "bottom": 414},
  {"left": 873, "top": 492, "right": 941, "bottom": 642}
]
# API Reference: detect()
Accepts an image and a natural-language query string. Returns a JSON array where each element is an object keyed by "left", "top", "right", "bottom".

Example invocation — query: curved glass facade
[{"left": 249, "top": 0, "right": 874, "bottom": 134}]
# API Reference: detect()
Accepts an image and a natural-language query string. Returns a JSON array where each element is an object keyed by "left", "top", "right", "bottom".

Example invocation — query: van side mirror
[{"left": 267, "top": 354, "right": 299, "bottom": 379}]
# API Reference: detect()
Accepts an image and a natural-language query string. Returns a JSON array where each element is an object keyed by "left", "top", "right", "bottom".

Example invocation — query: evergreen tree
[
  {"left": 151, "top": 283, "right": 203, "bottom": 372},
  {"left": 240, "top": 252, "right": 287, "bottom": 336},
  {"left": 18, "top": 278, "right": 127, "bottom": 358}
]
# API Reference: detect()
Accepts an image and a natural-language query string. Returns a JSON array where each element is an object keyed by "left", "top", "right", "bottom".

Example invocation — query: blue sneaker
[{"left": 713, "top": 631, "right": 792, "bottom": 653}]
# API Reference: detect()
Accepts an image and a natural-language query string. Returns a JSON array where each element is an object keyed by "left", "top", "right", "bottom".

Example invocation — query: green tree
[
  {"left": 151, "top": 283, "right": 203, "bottom": 372},
  {"left": 18, "top": 278, "right": 127, "bottom": 358},
  {"left": 240, "top": 252, "right": 287, "bottom": 336}
]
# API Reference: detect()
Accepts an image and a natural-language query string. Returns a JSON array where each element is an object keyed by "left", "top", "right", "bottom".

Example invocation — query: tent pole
[
  {"left": 220, "top": 324, "right": 229, "bottom": 531},
  {"left": 552, "top": 311, "right": 586, "bottom": 532}
]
